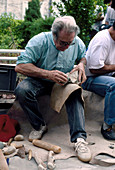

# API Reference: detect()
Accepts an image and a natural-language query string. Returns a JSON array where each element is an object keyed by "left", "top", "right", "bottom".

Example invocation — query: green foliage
[
  {"left": 16, "top": 0, "right": 42, "bottom": 48},
  {"left": 24, "top": 0, "right": 41, "bottom": 22},
  {"left": 51, "top": 0, "right": 106, "bottom": 47},
  {"left": 0, "top": 13, "right": 24, "bottom": 49},
  {"left": 30, "top": 17, "right": 55, "bottom": 38},
  {"left": 15, "top": 21, "right": 32, "bottom": 48},
  {"left": 16, "top": 17, "right": 54, "bottom": 48},
  {"left": 94, "top": 0, "right": 107, "bottom": 14},
  {"left": 0, "top": 0, "right": 107, "bottom": 49}
]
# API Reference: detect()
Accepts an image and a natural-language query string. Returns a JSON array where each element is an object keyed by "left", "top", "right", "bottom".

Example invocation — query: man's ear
[{"left": 53, "top": 33, "right": 58, "bottom": 41}]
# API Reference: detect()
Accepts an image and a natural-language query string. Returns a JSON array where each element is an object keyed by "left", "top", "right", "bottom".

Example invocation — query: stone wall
[
  {"left": 0, "top": 0, "right": 28, "bottom": 20},
  {"left": 0, "top": 0, "right": 61, "bottom": 20}
]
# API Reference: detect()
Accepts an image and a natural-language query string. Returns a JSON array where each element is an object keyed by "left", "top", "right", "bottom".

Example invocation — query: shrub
[
  {"left": 51, "top": 0, "right": 106, "bottom": 47},
  {"left": 24, "top": 0, "right": 41, "bottom": 22},
  {"left": 30, "top": 17, "right": 55, "bottom": 38},
  {"left": 0, "top": 13, "right": 24, "bottom": 49}
]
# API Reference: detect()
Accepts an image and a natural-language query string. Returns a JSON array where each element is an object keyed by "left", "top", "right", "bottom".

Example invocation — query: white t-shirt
[
  {"left": 105, "top": 6, "right": 115, "bottom": 26},
  {"left": 85, "top": 29, "right": 115, "bottom": 76}
]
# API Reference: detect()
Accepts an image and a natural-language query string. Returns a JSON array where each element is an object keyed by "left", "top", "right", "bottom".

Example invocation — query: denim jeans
[
  {"left": 82, "top": 75, "right": 115, "bottom": 125},
  {"left": 14, "top": 77, "right": 87, "bottom": 142}
]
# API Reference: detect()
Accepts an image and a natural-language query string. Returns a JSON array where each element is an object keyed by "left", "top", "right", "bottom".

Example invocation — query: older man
[
  {"left": 82, "top": 21, "right": 115, "bottom": 140},
  {"left": 15, "top": 16, "right": 91, "bottom": 162}
]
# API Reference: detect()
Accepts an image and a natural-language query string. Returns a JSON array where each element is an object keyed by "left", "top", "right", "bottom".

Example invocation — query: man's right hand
[
  {"left": 47, "top": 70, "right": 68, "bottom": 85},
  {"left": 15, "top": 64, "right": 68, "bottom": 85}
]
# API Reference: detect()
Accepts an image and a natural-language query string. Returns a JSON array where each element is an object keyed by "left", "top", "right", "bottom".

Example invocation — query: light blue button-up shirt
[{"left": 17, "top": 32, "right": 86, "bottom": 73}]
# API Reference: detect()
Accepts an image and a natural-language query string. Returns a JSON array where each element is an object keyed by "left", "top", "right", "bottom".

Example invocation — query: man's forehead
[{"left": 58, "top": 30, "right": 75, "bottom": 39}]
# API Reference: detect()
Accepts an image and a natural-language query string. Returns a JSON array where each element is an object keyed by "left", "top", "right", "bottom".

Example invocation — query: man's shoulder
[
  {"left": 93, "top": 29, "right": 109, "bottom": 40},
  {"left": 75, "top": 36, "right": 85, "bottom": 46},
  {"left": 32, "top": 31, "right": 52, "bottom": 40},
  {"left": 88, "top": 30, "right": 110, "bottom": 49},
  {"left": 28, "top": 32, "right": 52, "bottom": 46}
]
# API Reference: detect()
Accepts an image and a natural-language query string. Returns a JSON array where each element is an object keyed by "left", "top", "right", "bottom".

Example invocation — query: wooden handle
[
  {"left": 32, "top": 139, "right": 61, "bottom": 153},
  {"left": 0, "top": 149, "right": 9, "bottom": 170}
]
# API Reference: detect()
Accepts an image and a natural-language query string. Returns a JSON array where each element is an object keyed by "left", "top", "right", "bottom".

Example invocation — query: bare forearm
[
  {"left": 90, "top": 64, "right": 115, "bottom": 74},
  {"left": 79, "top": 57, "right": 86, "bottom": 65},
  {"left": 15, "top": 63, "right": 68, "bottom": 85},
  {"left": 15, "top": 63, "right": 50, "bottom": 79}
]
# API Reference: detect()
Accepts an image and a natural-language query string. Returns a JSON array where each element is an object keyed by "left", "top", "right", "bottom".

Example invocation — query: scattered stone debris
[
  {"left": 109, "top": 143, "right": 114, "bottom": 149},
  {"left": 0, "top": 134, "right": 57, "bottom": 169},
  {"left": 14, "top": 134, "right": 24, "bottom": 141},
  {"left": 1, "top": 94, "right": 15, "bottom": 99}
]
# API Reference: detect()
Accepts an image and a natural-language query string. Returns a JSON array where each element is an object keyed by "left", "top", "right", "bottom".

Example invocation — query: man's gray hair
[{"left": 51, "top": 16, "right": 80, "bottom": 39}]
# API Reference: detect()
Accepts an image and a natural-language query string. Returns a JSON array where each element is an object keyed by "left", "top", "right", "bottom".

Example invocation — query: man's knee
[{"left": 15, "top": 83, "right": 30, "bottom": 101}]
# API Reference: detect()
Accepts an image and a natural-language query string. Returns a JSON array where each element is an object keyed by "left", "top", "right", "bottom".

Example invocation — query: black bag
[{"left": 99, "top": 24, "right": 111, "bottom": 31}]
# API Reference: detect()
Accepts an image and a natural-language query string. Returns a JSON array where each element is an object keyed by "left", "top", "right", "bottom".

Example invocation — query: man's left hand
[{"left": 70, "top": 63, "right": 87, "bottom": 85}]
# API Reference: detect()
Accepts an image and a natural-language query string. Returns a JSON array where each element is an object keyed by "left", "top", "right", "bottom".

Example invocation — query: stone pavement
[{"left": 2, "top": 91, "right": 115, "bottom": 169}]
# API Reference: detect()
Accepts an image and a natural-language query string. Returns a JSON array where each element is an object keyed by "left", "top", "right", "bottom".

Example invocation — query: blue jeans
[
  {"left": 14, "top": 77, "right": 87, "bottom": 142},
  {"left": 82, "top": 75, "right": 115, "bottom": 125}
]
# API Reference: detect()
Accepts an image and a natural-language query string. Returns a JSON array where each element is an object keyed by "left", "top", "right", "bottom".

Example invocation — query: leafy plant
[
  {"left": 15, "top": 21, "right": 32, "bottom": 48},
  {"left": 16, "top": 17, "right": 55, "bottom": 48},
  {"left": 0, "top": 13, "right": 24, "bottom": 49},
  {"left": 30, "top": 17, "right": 55, "bottom": 38},
  {"left": 51, "top": 0, "right": 106, "bottom": 47},
  {"left": 24, "top": 0, "right": 41, "bottom": 22}
]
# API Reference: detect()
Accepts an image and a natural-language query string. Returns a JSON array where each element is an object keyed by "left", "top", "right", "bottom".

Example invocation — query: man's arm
[
  {"left": 105, "top": 21, "right": 109, "bottom": 25},
  {"left": 15, "top": 63, "right": 68, "bottom": 85},
  {"left": 90, "top": 64, "right": 115, "bottom": 74}
]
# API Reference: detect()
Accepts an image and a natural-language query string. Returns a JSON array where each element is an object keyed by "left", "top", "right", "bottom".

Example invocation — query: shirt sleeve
[
  {"left": 88, "top": 44, "right": 108, "bottom": 69},
  {"left": 16, "top": 33, "right": 46, "bottom": 65},
  {"left": 75, "top": 37, "right": 86, "bottom": 64}
]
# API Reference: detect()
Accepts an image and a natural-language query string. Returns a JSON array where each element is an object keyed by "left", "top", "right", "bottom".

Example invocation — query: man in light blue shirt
[
  {"left": 15, "top": 16, "right": 91, "bottom": 162},
  {"left": 17, "top": 31, "right": 85, "bottom": 74}
]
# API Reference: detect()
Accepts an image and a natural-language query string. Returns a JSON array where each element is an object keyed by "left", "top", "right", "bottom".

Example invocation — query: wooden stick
[
  {"left": 32, "top": 152, "right": 46, "bottom": 169},
  {"left": 7, "top": 137, "right": 13, "bottom": 146},
  {"left": 32, "top": 139, "right": 61, "bottom": 153},
  {"left": 38, "top": 164, "right": 47, "bottom": 170},
  {"left": 28, "top": 149, "right": 32, "bottom": 161},
  {"left": 0, "top": 149, "right": 9, "bottom": 170}
]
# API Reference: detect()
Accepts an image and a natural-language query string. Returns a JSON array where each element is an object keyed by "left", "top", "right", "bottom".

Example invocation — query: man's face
[{"left": 54, "top": 30, "right": 75, "bottom": 51}]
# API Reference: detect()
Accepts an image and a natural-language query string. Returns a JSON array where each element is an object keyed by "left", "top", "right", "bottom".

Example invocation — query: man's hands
[
  {"left": 15, "top": 62, "right": 86, "bottom": 86},
  {"left": 47, "top": 70, "right": 68, "bottom": 85},
  {"left": 70, "top": 62, "right": 86, "bottom": 85},
  {"left": 47, "top": 59, "right": 87, "bottom": 86}
]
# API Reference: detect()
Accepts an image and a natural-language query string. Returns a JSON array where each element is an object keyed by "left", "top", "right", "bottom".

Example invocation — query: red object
[{"left": 0, "top": 114, "right": 20, "bottom": 142}]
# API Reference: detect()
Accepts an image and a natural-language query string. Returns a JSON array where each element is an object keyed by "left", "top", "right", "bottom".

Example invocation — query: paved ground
[
  {"left": 1, "top": 91, "right": 115, "bottom": 169},
  {"left": 8, "top": 149, "right": 115, "bottom": 170}
]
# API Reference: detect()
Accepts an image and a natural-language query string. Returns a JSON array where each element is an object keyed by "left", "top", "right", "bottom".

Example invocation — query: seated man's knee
[{"left": 15, "top": 82, "right": 31, "bottom": 101}]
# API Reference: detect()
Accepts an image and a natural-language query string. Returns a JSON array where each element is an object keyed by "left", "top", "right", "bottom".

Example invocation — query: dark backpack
[{"left": 99, "top": 24, "right": 111, "bottom": 31}]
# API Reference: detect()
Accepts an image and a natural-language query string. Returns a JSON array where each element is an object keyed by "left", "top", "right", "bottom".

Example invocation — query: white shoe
[
  {"left": 74, "top": 138, "right": 92, "bottom": 162},
  {"left": 29, "top": 125, "right": 48, "bottom": 142}
]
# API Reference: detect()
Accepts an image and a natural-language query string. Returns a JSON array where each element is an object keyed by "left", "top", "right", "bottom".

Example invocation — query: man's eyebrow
[{"left": 60, "top": 40, "right": 73, "bottom": 43}]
